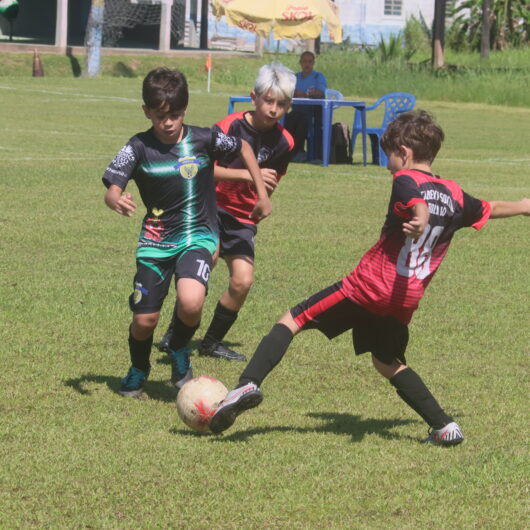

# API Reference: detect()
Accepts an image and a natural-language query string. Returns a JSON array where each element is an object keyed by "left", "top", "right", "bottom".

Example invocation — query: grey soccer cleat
[
  {"left": 423, "top": 421, "right": 464, "bottom": 446},
  {"left": 209, "top": 382, "right": 263, "bottom": 434}
]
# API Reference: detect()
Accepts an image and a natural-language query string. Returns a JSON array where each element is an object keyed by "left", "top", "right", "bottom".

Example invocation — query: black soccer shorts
[
  {"left": 129, "top": 247, "right": 213, "bottom": 314},
  {"left": 217, "top": 208, "right": 257, "bottom": 259},
  {"left": 290, "top": 280, "right": 409, "bottom": 365}
]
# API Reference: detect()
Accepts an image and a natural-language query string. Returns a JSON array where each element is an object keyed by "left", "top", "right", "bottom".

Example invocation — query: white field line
[
  {"left": 0, "top": 84, "right": 207, "bottom": 101},
  {"left": 1, "top": 127, "right": 126, "bottom": 138}
]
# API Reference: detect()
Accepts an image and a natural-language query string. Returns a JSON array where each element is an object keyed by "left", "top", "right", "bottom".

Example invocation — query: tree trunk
[
  {"left": 481, "top": 0, "right": 491, "bottom": 59},
  {"left": 432, "top": 0, "right": 446, "bottom": 69},
  {"left": 84, "top": 0, "right": 105, "bottom": 78}
]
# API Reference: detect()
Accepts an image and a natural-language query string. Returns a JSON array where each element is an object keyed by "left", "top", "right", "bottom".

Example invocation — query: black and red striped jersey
[
  {"left": 213, "top": 111, "right": 294, "bottom": 225},
  {"left": 342, "top": 170, "right": 491, "bottom": 324}
]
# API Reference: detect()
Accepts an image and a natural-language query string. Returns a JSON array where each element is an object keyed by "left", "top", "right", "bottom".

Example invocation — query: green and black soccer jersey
[{"left": 102, "top": 125, "right": 241, "bottom": 259}]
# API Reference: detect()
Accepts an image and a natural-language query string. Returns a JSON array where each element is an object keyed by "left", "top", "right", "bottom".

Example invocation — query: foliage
[
  {"left": 447, "top": 0, "right": 530, "bottom": 51},
  {"left": 404, "top": 14, "right": 432, "bottom": 55},
  {"left": 1, "top": 76, "right": 529, "bottom": 527},
  {"left": 364, "top": 32, "right": 416, "bottom": 62}
]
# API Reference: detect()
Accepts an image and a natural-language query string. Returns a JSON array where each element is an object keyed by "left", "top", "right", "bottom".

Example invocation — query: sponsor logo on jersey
[{"left": 176, "top": 156, "right": 199, "bottom": 179}]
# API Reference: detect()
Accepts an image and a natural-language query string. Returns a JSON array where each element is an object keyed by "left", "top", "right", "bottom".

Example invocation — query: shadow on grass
[
  {"left": 178, "top": 412, "right": 418, "bottom": 443},
  {"left": 63, "top": 373, "right": 176, "bottom": 403}
]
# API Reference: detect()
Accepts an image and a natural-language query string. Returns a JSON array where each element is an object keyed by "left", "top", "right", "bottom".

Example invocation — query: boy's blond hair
[{"left": 254, "top": 62, "right": 296, "bottom": 102}]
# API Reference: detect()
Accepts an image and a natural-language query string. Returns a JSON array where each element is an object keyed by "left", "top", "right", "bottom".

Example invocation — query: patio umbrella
[{"left": 211, "top": 0, "right": 342, "bottom": 43}]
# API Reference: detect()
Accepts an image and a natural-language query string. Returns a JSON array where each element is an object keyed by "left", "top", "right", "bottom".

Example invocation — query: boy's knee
[
  {"left": 177, "top": 295, "right": 205, "bottom": 323},
  {"left": 132, "top": 313, "right": 159, "bottom": 337},
  {"left": 371, "top": 354, "right": 406, "bottom": 380},
  {"left": 229, "top": 273, "right": 253, "bottom": 296}
]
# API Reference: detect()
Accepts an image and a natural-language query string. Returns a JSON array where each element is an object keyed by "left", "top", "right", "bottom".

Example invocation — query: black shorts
[
  {"left": 290, "top": 280, "right": 409, "bottom": 365},
  {"left": 218, "top": 208, "right": 257, "bottom": 259},
  {"left": 129, "top": 247, "right": 213, "bottom": 314}
]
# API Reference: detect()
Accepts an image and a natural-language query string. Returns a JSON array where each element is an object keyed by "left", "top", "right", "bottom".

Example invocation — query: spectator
[{"left": 284, "top": 51, "right": 327, "bottom": 162}]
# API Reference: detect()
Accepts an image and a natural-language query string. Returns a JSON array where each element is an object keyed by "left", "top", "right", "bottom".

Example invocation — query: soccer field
[{"left": 1, "top": 76, "right": 529, "bottom": 528}]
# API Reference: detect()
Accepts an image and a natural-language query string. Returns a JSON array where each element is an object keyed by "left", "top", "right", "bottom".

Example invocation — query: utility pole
[
  {"left": 480, "top": 0, "right": 491, "bottom": 60},
  {"left": 432, "top": 0, "right": 446, "bottom": 69},
  {"left": 84, "top": 0, "right": 105, "bottom": 77},
  {"left": 200, "top": 0, "right": 209, "bottom": 49}
]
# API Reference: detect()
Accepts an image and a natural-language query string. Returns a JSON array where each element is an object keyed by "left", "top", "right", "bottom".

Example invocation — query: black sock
[
  {"left": 390, "top": 368, "right": 453, "bottom": 429},
  {"left": 128, "top": 328, "right": 153, "bottom": 373},
  {"left": 238, "top": 323, "right": 294, "bottom": 387},
  {"left": 202, "top": 302, "right": 238, "bottom": 348},
  {"left": 168, "top": 314, "right": 200, "bottom": 352}
]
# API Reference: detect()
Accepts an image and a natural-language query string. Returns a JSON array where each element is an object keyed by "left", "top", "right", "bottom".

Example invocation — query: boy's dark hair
[
  {"left": 380, "top": 109, "right": 444, "bottom": 163},
  {"left": 142, "top": 67, "right": 188, "bottom": 111}
]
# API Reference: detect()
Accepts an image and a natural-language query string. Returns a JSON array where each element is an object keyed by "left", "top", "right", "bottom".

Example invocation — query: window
[{"left": 384, "top": 0, "right": 402, "bottom": 16}]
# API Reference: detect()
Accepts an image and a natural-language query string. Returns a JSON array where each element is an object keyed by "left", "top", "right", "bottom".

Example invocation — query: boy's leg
[
  {"left": 167, "top": 277, "right": 204, "bottom": 389},
  {"left": 200, "top": 255, "right": 253, "bottom": 361},
  {"left": 372, "top": 356, "right": 463, "bottom": 445},
  {"left": 210, "top": 281, "right": 352, "bottom": 434},
  {"left": 209, "top": 313, "right": 298, "bottom": 434},
  {"left": 121, "top": 259, "right": 171, "bottom": 397}
]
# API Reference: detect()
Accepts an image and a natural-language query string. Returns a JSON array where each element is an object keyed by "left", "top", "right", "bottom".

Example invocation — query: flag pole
[{"left": 205, "top": 53, "right": 212, "bottom": 93}]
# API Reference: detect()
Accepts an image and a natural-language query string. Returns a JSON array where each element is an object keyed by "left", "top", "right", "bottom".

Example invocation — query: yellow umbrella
[{"left": 211, "top": 0, "right": 342, "bottom": 43}]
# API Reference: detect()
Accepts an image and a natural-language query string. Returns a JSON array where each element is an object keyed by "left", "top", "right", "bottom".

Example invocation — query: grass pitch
[{"left": 0, "top": 75, "right": 529, "bottom": 528}]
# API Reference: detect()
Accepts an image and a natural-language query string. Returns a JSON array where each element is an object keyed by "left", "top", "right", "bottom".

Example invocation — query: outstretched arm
[
  {"left": 489, "top": 198, "right": 530, "bottom": 219},
  {"left": 402, "top": 201, "right": 429, "bottom": 239},
  {"left": 238, "top": 139, "right": 272, "bottom": 221},
  {"left": 104, "top": 184, "right": 137, "bottom": 217}
]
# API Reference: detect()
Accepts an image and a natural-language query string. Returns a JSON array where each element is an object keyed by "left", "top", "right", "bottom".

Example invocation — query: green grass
[
  {"left": 0, "top": 75, "right": 529, "bottom": 528},
  {"left": 1, "top": 46, "right": 530, "bottom": 107}
]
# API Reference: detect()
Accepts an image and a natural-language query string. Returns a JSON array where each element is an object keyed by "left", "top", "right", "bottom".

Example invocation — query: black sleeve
[
  {"left": 102, "top": 140, "right": 139, "bottom": 190},
  {"left": 461, "top": 191, "right": 489, "bottom": 227},
  {"left": 210, "top": 130, "right": 242, "bottom": 162}
]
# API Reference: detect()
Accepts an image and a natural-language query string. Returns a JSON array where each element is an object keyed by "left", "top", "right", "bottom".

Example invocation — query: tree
[
  {"left": 481, "top": 0, "right": 491, "bottom": 59},
  {"left": 448, "top": 0, "right": 530, "bottom": 51},
  {"left": 432, "top": 0, "right": 446, "bottom": 68}
]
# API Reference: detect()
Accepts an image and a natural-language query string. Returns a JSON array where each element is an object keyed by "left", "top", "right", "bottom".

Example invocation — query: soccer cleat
[
  {"left": 157, "top": 324, "right": 173, "bottom": 353},
  {"left": 423, "top": 421, "right": 464, "bottom": 446},
  {"left": 119, "top": 366, "right": 149, "bottom": 398},
  {"left": 199, "top": 341, "right": 247, "bottom": 362},
  {"left": 169, "top": 347, "right": 193, "bottom": 390},
  {"left": 209, "top": 382, "right": 263, "bottom": 434}
]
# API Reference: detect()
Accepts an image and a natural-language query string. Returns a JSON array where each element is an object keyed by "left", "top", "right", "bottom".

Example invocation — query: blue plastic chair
[{"left": 351, "top": 92, "right": 416, "bottom": 166}]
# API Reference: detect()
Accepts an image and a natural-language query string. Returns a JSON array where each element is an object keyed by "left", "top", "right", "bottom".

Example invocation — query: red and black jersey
[
  {"left": 341, "top": 170, "right": 491, "bottom": 324},
  {"left": 213, "top": 111, "right": 294, "bottom": 225}
]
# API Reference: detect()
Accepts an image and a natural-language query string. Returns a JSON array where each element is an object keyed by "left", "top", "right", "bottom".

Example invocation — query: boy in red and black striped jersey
[
  {"left": 160, "top": 63, "right": 296, "bottom": 362},
  {"left": 210, "top": 110, "right": 530, "bottom": 445}
]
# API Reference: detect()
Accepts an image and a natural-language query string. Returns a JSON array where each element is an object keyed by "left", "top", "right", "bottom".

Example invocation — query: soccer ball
[{"left": 176, "top": 376, "right": 228, "bottom": 432}]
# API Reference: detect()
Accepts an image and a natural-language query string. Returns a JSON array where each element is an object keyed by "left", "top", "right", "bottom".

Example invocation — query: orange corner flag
[{"left": 205, "top": 53, "right": 212, "bottom": 72}]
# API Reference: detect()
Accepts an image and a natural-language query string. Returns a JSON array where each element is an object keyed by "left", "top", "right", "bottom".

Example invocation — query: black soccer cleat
[
  {"left": 199, "top": 341, "right": 247, "bottom": 362},
  {"left": 209, "top": 383, "right": 263, "bottom": 434}
]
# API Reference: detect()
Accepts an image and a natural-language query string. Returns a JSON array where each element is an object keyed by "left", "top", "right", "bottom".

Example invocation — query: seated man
[{"left": 284, "top": 51, "right": 327, "bottom": 162}]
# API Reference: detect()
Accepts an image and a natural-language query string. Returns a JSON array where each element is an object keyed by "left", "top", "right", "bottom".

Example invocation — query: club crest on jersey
[
  {"left": 176, "top": 156, "right": 199, "bottom": 179},
  {"left": 133, "top": 282, "right": 148, "bottom": 304}
]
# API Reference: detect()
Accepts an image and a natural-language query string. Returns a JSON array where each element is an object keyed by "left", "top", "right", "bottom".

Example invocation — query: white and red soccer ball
[{"left": 176, "top": 376, "right": 228, "bottom": 432}]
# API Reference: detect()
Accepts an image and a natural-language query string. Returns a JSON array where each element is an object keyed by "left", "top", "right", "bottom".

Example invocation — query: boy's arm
[
  {"left": 104, "top": 184, "right": 137, "bottom": 217},
  {"left": 489, "top": 198, "right": 530, "bottom": 219},
  {"left": 402, "top": 201, "right": 429, "bottom": 239},
  {"left": 238, "top": 139, "right": 272, "bottom": 220},
  {"left": 214, "top": 165, "right": 279, "bottom": 194}
]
